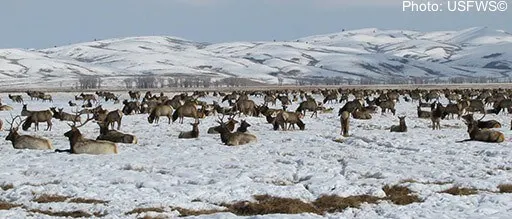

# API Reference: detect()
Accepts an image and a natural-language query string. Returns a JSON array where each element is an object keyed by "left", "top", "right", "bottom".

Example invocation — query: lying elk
[
  {"left": 96, "top": 121, "right": 138, "bottom": 144},
  {"left": 236, "top": 120, "right": 251, "bottom": 133},
  {"left": 178, "top": 121, "right": 200, "bottom": 139},
  {"left": 457, "top": 119, "right": 505, "bottom": 143},
  {"left": 461, "top": 113, "right": 501, "bottom": 129},
  {"left": 68, "top": 100, "right": 77, "bottom": 107},
  {"left": 272, "top": 111, "right": 305, "bottom": 131},
  {"left": 351, "top": 108, "right": 372, "bottom": 120},
  {"left": 8, "top": 94, "right": 23, "bottom": 103},
  {"left": 340, "top": 111, "right": 350, "bottom": 137},
  {"left": 0, "top": 104, "right": 13, "bottom": 111},
  {"left": 5, "top": 116, "right": 53, "bottom": 150},
  {"left": 390, "top": 116, "right": 407, "bottom": 132},
  {"left": 58, "top": 108, "right": 82, "bottom": 124},
  {"left": 148, "top": 104, "right": 173, "bottom": 124},
  {"left": 213, "top": 119, "right": 257, "bottom": 146},
  {"left": 57, "top": 114, "right": 118, "bottom": 154},
  {"left": 21, "top": 107, "right": 53, "bottom": 131},
  {"left": 172, "top": 102, "right": 199, "bottom": 124},
  {"left": 207, "top": 116, "right": 238, "bottom": 134}
]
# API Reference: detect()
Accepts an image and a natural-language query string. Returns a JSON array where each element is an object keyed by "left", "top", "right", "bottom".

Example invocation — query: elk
[
  {"left": 38, "top": 93, "right": 53, "bottom": 102},
  {"left": 375, "top": 98, "right": 396, "bottom": 115},
  {"left": 234, "top": 99, "right": 258, "bottom": 117},
  {"left": 390, "top": 116, "right": 407, "bottom": 132},
  {"left": 93, "top": 108, "right": 122, "bottom": 129},
  {"left": 128, "top": 91, "right": 141, "bottom": 100},
  {"left": 148, "top": 104, "right": 173, "bottom": 124},
  {"left": 213, "top": 119, "right": 257, "bottom": 146},
  {"left": 296, "top": 98, "right": 318, "bottom": 118},
  {"left": 338, "top": 99, "right": 364, "bottom": 116},
  {"left": 340, "top": 111, "right": 350, "bottom": 137},
  {"left": 80, "top": 93, "right": 97, "bottom": 103},
  {"left": 178, "top": 121, "right": 200, "bottom": 139},
  {"left": 458, "top": 119, "right": 505, "bottom": 143},
  {"left": 96, "top": 120, "right": 138, "bottom": 144},
  {"left": 351, "top": 108, "right": 372, "bottom": 120},
  {"left": 0, "top": 103, "right": 14, "bottom": 111},
  {"left": 417, "top": 106, "right": 431, "bottom": 118},
  {"left": 8, "top": 94, "right": 23, "bottom": 103},
  {"left": 0, "top": 119, "right": 2, "bottom": 131},
  {"left": 21, "top": 106, "right": 54, "bottom": 131},
  {"left": 172, "top": 102, "right": 199, "bottom": 124},
  {"left": 236, "top": 120, "right": 251, "bottom": 133},
  {"left": 461, "top": 113, "right": 501, "bottom": 129},
  {"left": 5, "top": 116, "right": 53, "bottom": 150},
  {"left": 430, "top": 102, "right": 447, "bottom": 130},
  {"left": 68, "top": 100, "right": 77, "bottom": 106},
  {"left": 57, "top": 114, "right": 118, "bottom": 154},
  {"left": 207, "top": 116, "right": 238, "bottom": 134},
  {"left": 58, "top": 108, "right": 82, "bottom": 124},
  {"left": 272, "top": 111, "right": 305, "bottom": 131}
]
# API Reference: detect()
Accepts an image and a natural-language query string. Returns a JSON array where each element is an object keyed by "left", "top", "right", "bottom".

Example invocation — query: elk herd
[{"left": 0, "top": 87, "right": 511, "bottom": 155}]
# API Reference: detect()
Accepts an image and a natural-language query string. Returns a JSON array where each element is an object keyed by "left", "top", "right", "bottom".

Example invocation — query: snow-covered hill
[{"left": 0, "top": 27, "right": 510, "bottom": 88}]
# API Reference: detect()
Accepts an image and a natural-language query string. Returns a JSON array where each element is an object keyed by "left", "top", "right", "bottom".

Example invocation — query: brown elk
[
  {"left": 8, "top": 94, "right": 23, "bottom": 103},
  {"left": 340, "top": 111, "right": 350, "bottom": 137},
  {"left": 148, "top": 104, "right": 173, "bottom": 124},
  {"left": 338, "top": 99, "right": 364, "bottom": 116},
  {"left": 122, "top": 100, "right": 141, "bottom": 115},
  {"left": 430, "top": 102, "right": 447, "bottom": 130},
  {"left": 351, "top": 108, "right": 372, "bottom": 120},
  {"left": 5, "top": 116, "right": 53, "bottom": 150},
  {"left": 207, "top": 116, "right": 238, "bottom": 134},
  {"left": 458, "top": 119, "right": 505, "bottom": 143},
  {"left": 234, "top": 99, "right": 258, "bottom": 117},
  {"left": 38, "top": 93, "right": 53, "bottom": 102},
  {"left": 390, "top": 116, "right": 407, "bottom": 132},
  {"left": 213, "top": 119, "right": 257, "bottom": 146},
  {"left": 96, "top": 120, "right": 138, "bottom": 144},
  {"left": 272, "top": 111, "right": 305, "bottom": 131},
  {"left": 236, "top": 120, "right": 251, "bottom": 133},
  {"left": 178, "top": 121, "right": 200, "bottom": 139},
  {"left": 80, "top": 93, "right": 97, "bottom": 103},
  {"left": 21, "top": 106, "right": 53, "bottom": 131},
  {"left": 417, "top": 106, "right": 431, "bottom": 118},
  {"left": 58, "top": 108, "right": 82, "bottom": 124},
  {"left": 57, "top": 114, "right": 118, "bottom": 154},
  {"left": 461, "top": 113, "right": 501, "bottom": 129},
  {"left": 128, "top": 91, "right": 141, "bottom": 100},
  {"left": 0, "top": 103, "right": 14, "bottom": 111},
  {"left": 296, "top": 98, "right": 318, "bottom": 118},
  {"left": 172, "top": 102, "right": 199, "bottom": 124}
]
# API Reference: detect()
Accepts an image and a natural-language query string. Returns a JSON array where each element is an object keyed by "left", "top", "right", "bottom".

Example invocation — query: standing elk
[
  {"left": 21, "top": 106, "right": 54, "bottom": 131},
  {"left": 122, "top": 100, "right": 141, "bottom": 115},
  {"left": 390, "top": 116, "right": 407, "bottom": 132},
  {"left": 296, "top": 98, "right": 318, "bottom": 118},
  {"left": 272, "top": 111, "right": 305, "bottom": 131},
  {"left": 178, "top": 121, "right": 200, "bottom": 139},
  {"left": 58, "top": 108, "right": 82, "bottom": 124},
  {"left": 80, "top": 93, "right": 97, "bottom": 103},
  {"left": 38, "top": 93, "right": 53, "bottom": 102},
  {"left": 8, "top": 94, "right": 23, "bottom": 103},
  {"left": 148, "top": 104, "right": 173, "bottom": 124},
  {"left": 57, "top": 114, "right": 118, "bottom": 154},
  {"left": 172, "top": 102, "right": 199, "bottom": 124},
  {"left": 213, "top": 119, "right": 257, "bottom": 146},
  {"left": 96, "top": 121, "right": 138, "bottom": 144},
  {"left": 417, "top": 106, "right": 431, "bottom": 118},
  {"left": 340, "top": 111, "right": 350, "bottom": 137},
  {"left": 128, "top": 91, "right": 141, "bottom": 100},
  {"left": 5, "top": 116, "right": 53, "bottom": 150},
  {"left": 234, "top": 99, "right": 258, "bottom": 117}
]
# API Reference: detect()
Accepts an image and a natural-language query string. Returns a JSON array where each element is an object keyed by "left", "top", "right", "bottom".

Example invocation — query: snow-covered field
[{"left": 1, "top": 91, "right": 512, "bottom": 218}]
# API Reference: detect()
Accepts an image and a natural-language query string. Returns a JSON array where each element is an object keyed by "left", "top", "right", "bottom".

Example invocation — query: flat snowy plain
[{"left": 1, "top": 91, "right": 512, "bottom": 218}]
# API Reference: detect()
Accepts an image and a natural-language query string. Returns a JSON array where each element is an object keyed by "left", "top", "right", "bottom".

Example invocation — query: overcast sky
[{"left": 0, "top": 0, "right": 510, "bottom": 49}]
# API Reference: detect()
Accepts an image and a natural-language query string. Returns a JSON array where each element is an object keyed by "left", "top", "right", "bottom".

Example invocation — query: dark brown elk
[
  {"left": 0, "top": 119, "right": 2, "bottom": 131},
  {"left": 375, "top": 98, "right": 396, "bottom": 115},
  {"left": 236, "top": 120, "right": 251, "bottom": 133},
  {"left": 122, "top": 100, "right": 141, "bottom": 115},
  {"left": 457, "top": 119, "right": 505, "bottom": 143},
  {"left": 458, "top": 99, "right": 485, "bottom": 114},
  {"left": 461, "top": 113, "right": 501, "bottom": 129},
  {"left": 26, "top": 91, "right": 43, "bottom": 100},
  {"left": 21, "top": 104, "right": 31, "bottom": 116},
  {"left": 80, "top": 93, "right": 97, "bottom": 103},
  {"left": 128, "top": 91, "right": 141, "bottom": 100},
  {"left": 148, "top": 104, "right": 173, "bottom": 124},
  {"left": 390, "top": 116, "right": 407, "bottom": 132},
  {"left": 104, "top": 110, "right": 123, "bottom": 130},
  {"left": 296, "top": 98, "right": 318, "bottom": 118},
  {"left": 68, "top": 100, "right": 77, "bottom": 107},
  {"left": 213, "top": 119, "right": 257, "bottom": 146},
  {"left": 178, "top": 121, "right": 200, "bottom": 139},
  {"left": 417, "top": 106, "right": 431, "bottom": 118},
  {"left": 21, "top": 107, "right": 54, "bottom": 131},
  {"left": 213, "top": 101, "right": 236, "bottom": 116},
  {"left": 340, "top": 111, "right": 350, "bottom": 137},
  {"left": 207, "top": 116, "right": 238, "bottom": 134},
  {"left": 430, "top": 102, "right": 447, "bottom": 130},
  {"left": 323, "top": 93, "right": 338, "bottom": 104},
  {"left": 8, "top": 94, "right": 23, "bottom": 103},
  {"left": 492, "top": 99, "right": 512, "bottom": 114},
  {"left": 172, "top": 102, "right": 199, "bottom": 124},
  {"left": 96, "top": 121, "right": 138, "bottom": 144},
  {"left": 5, "top": 116, "right": 53, "bottom": 150},
  {"left": 338, "top": 99, "right": 364, "bottom": 116},
  {"left": 272, "top": 111, "right": 305, "bottom": 131},
  {"left": 58, "top": 114, "right": 118, "bottom": 154},
  {"left": 444, "top": 103, "right": 462, "bottom": 119},
  {"left": 263, "top": 94, "right": 276, "bottom": 106}
]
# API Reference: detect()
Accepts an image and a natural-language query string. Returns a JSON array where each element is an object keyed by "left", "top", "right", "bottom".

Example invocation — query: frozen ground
[{"left": 1, "top": 91, "right": 512, "bottom": 218}]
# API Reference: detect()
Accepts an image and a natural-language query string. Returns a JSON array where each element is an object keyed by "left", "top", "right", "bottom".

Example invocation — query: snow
[{"left": 1, "top": 91, "right": 512, "bottom": 218}]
